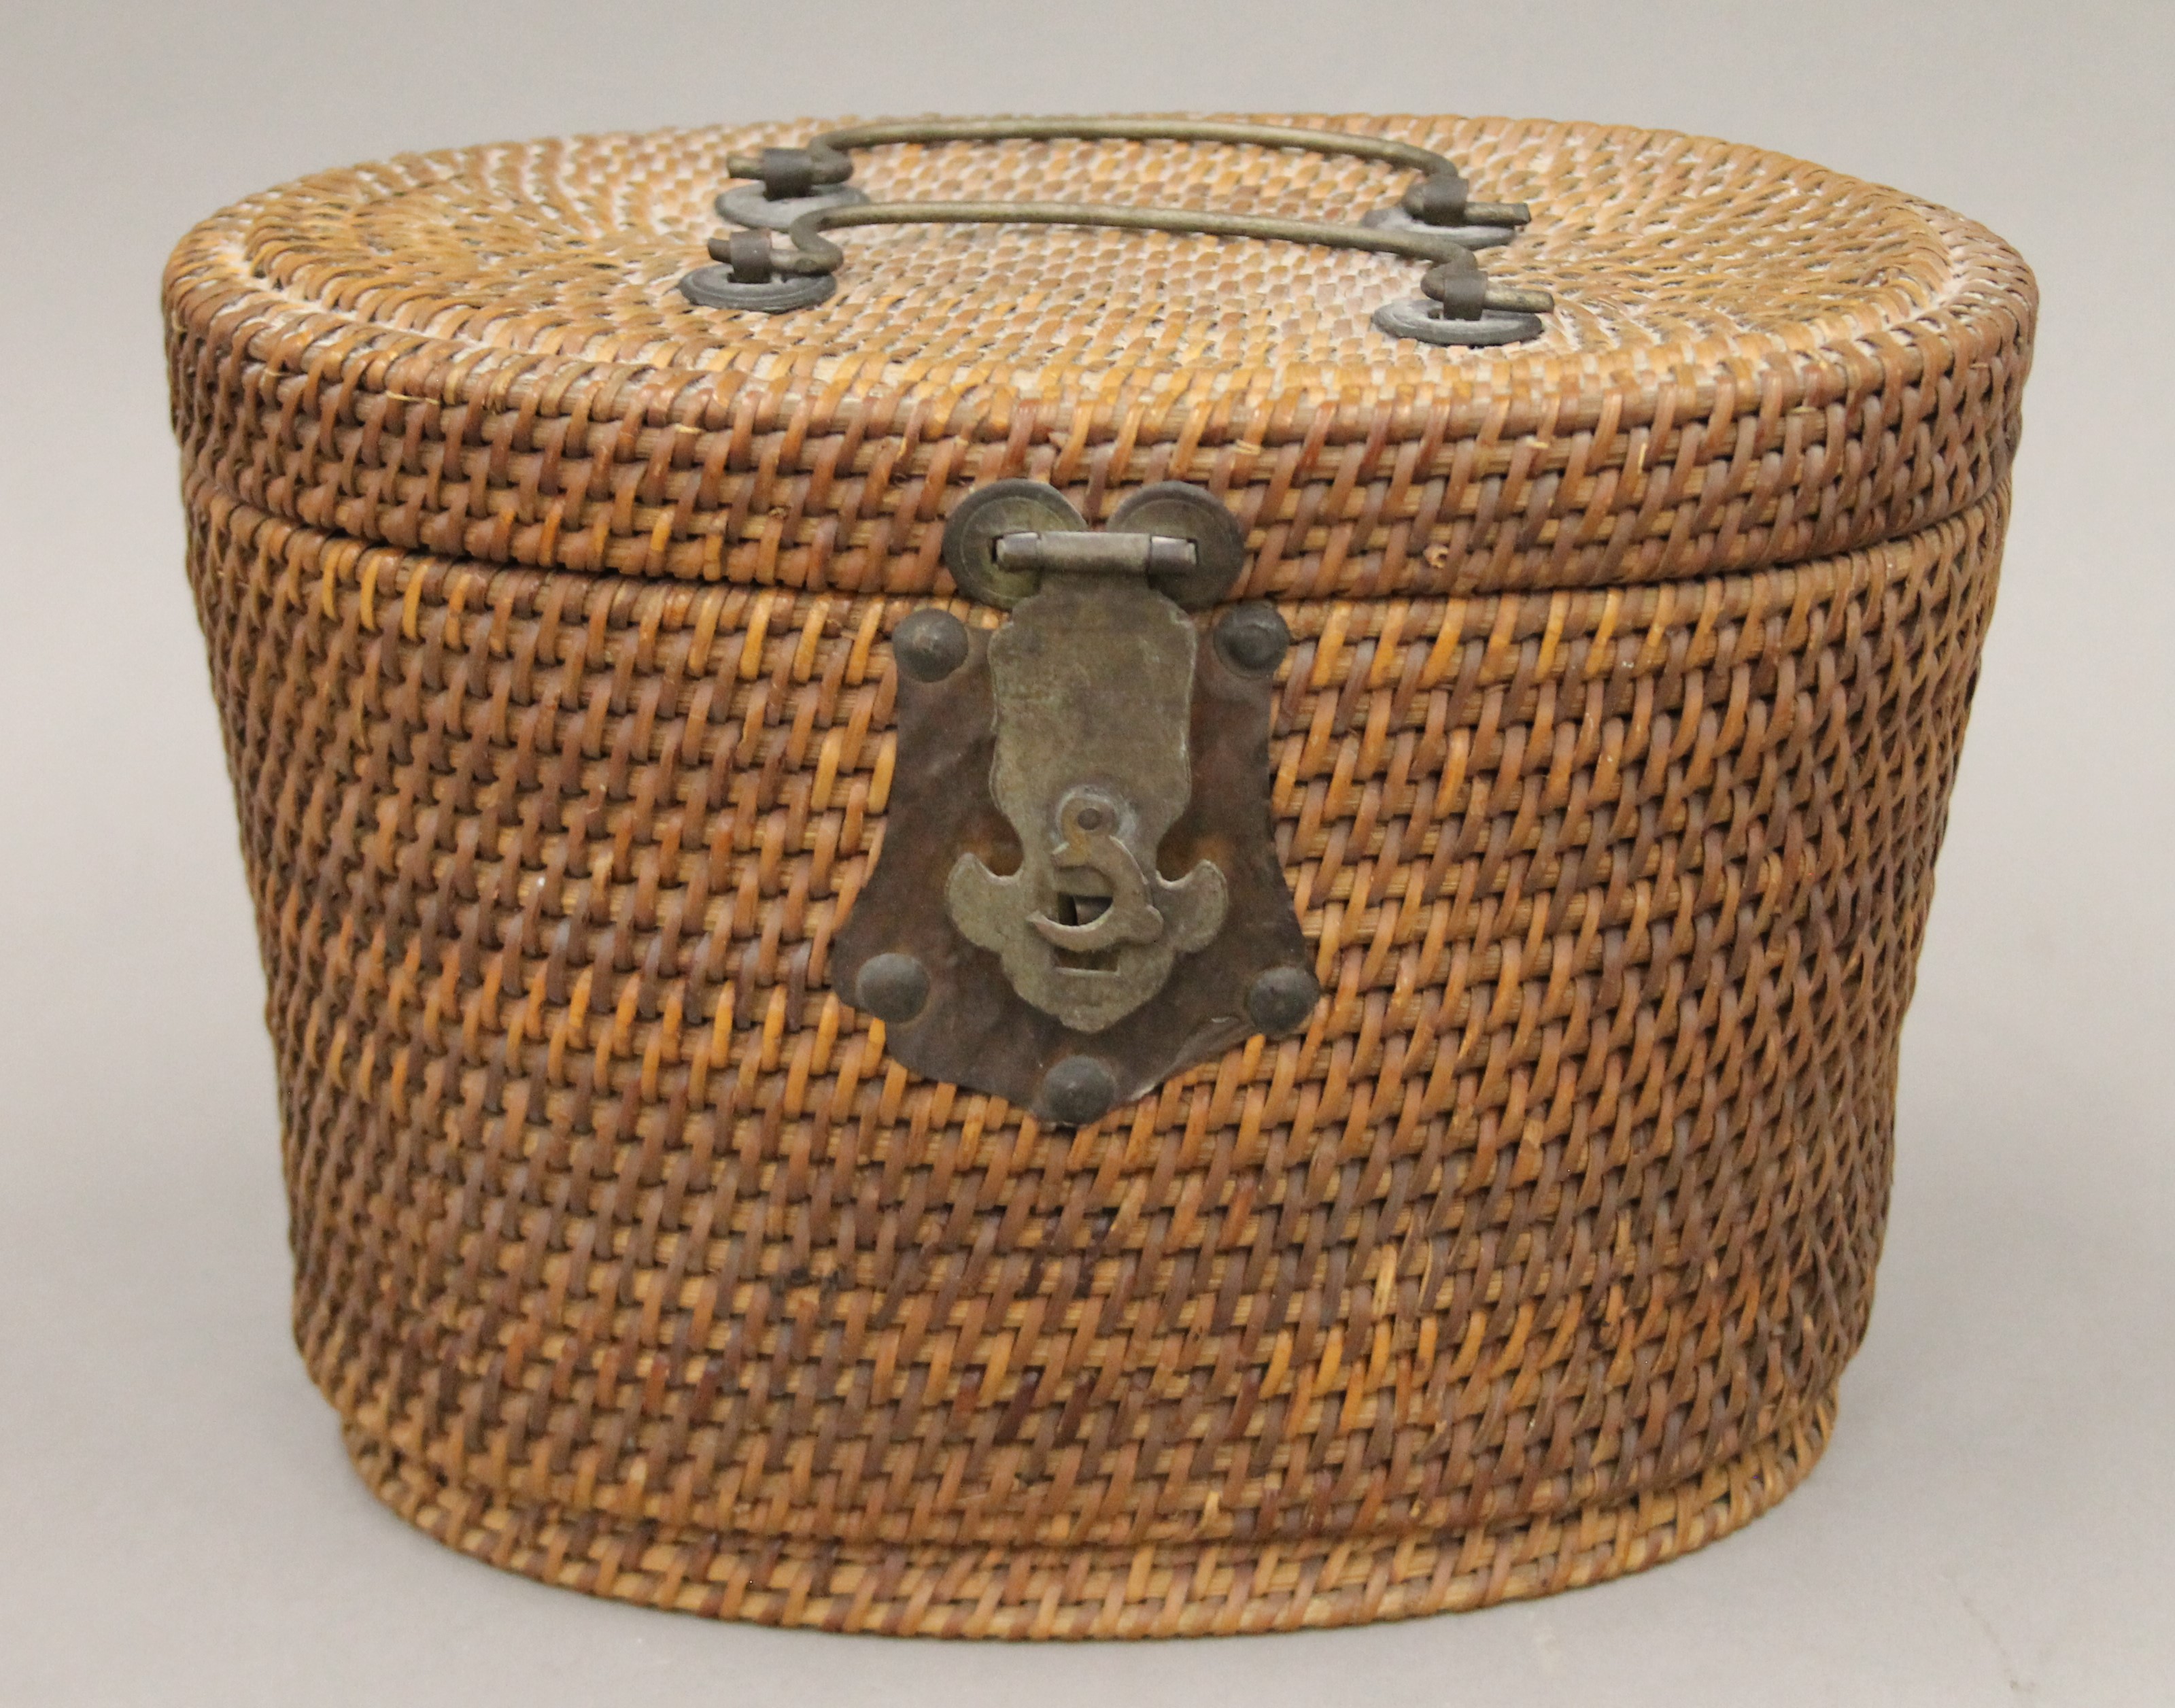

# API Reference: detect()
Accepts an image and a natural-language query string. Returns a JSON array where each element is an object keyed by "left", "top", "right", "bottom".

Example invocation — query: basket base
[{"left": 340, "top": 1392, "right": 1834, "bottom": 1639}]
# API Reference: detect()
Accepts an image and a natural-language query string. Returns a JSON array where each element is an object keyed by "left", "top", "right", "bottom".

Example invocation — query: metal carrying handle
[
  {"left": 720, "top": 118, "right": 1529, "bottom": 237},
  {"left": 681, "top": 118, "right": 1555, "bottom": 347}
]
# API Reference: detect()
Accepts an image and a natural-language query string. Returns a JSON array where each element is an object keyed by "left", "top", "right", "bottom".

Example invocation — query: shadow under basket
[{"left": 166, "top": 111, "right": 2033, "bottom": 1637}]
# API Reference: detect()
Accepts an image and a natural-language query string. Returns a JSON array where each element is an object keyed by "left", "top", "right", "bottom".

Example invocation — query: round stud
[
  {"left": 1038, "top": 1057, "right": 1119, "bottom": 1127},
  {"left": 854, "top": 953, "right": 930, "bottom": 1025},
  {"left": 942, "top": 479, "right": 1086, "bottom": 609},
  {"left": 1371, "top": 297, "right": 1545, "bottom": 348},
  {"left": 1107, "top": 483, "right": 1248, "bottom": 610},
  {"left": 678, "top": 266, "right": 836, "bottom": 313},
  {"left": 893, "top": 609, "right": 970, "bottom": 683},
  {"left": 1246, "top": 965, "right": 1320, "bottom": 1037},
  {"left": 1213, "top": 602, "right": 1290, "bottom": 678}
]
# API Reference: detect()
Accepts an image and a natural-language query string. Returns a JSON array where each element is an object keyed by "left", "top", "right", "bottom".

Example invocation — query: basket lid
[{"left": 165, "top": 114, "right": 2034, "bottom": 600}]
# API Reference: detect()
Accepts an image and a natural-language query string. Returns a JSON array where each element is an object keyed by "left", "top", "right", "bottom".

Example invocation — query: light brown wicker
[{"left": 164, "top": 114, "right": 2034, "bottom": 1638}]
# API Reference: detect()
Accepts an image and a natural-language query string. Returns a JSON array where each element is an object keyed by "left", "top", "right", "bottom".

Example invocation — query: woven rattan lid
[{"left": 165, "top": 114, "right": 2034, "bottom": 598}]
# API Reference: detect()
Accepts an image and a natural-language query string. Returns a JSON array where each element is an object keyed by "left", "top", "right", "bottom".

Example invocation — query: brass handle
[
  {"left": 683, "top": 121, "right": 1555, "bottom": 347},
  {"left": 718, "top": 116, "right": 1528, "bottom": 235}
]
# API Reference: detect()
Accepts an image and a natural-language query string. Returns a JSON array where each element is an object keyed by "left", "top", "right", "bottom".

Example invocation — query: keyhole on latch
[
  {"left": 1024, "top": 788, "right": 1170, "bottom": 974},
  {"left": 1052, "top": 870, "right": 1120, "bottom": 969},
  {"left": 1056, "top": 892, "right": 1112, "bottom": 928}
]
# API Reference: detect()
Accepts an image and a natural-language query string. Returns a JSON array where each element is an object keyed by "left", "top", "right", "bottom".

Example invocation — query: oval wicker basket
[{"left": 164, "top": 113, "right": 2034, "bottom": 1637}]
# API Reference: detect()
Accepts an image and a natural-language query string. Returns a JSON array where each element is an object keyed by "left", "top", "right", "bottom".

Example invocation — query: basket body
[{"left": 166, "top": 115, "right": 2032, "bottom": 1637}]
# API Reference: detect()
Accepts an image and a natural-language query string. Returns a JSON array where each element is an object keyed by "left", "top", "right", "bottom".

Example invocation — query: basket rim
[{"left": 162, "top": 112, "right": 2036, "bottom": 600}]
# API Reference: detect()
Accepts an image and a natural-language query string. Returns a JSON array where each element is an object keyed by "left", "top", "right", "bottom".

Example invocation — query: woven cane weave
[
  {"left": 167, "top": 115, "right": 2032, "bottom": 1636},
  {"left": 164, "top": 115, "right": 2032, "bottom": 595}
]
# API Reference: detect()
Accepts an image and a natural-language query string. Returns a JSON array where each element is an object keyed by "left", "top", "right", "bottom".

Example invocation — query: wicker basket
[{"left": 164, "top": 114, "right": 2034, "bottom": 1637}]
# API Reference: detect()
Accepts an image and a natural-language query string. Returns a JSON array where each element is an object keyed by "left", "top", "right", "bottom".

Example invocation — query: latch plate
[{"left": 833, "top": 482, "right": 1318, "bottom": 1126}]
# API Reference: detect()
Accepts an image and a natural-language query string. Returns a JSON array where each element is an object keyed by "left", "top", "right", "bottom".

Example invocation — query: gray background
[{"left": 3, "top": 2, "right": 2168, "bottom": 1703}]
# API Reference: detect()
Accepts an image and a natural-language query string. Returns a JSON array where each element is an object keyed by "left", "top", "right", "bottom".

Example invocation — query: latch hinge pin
[{"left": 994, "top": 532, "right": 1197, "bottom": 578}]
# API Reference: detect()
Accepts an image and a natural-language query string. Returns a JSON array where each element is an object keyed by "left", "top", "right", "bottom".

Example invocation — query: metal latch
[{"left": 832, "top": 481, "right": 1318, "bottom": 1126}]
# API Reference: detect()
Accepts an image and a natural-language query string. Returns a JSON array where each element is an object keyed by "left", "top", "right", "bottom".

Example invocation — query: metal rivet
[
  {"left": 677, "top": 267, "right": 837, "bottom": 313},
  {"left": 1246, "top": 965, "right": 1320, "bottom": 1036},
  {"left": 855, "top": 953, "right": 930, "bottom": 1025},
  {"left": 1371, "top": 298, "right": 1546, "bottom": 348},
  {"left": 1214, "top": 602, "right": 1291, "bottom": 677},
  {"left": 893, "top": 609, "right": 970, "bottom": 683},
  {"left": 1039, "top": 1057, "right": 1118, "bottom": 1127}
]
